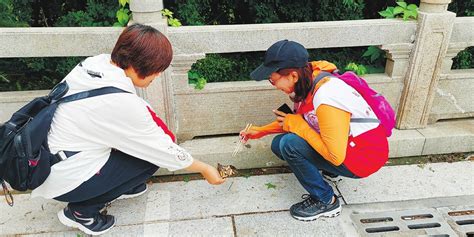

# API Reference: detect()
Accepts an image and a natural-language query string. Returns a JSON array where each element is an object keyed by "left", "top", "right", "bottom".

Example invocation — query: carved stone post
[
  {"left": 396, "top": 0, "right": 455, "bottom": 129},
  {"left": 169, "top": 54, "right": 205, "bottom": 138},
  {"left": 129, "top": 0, "right": 171, "bottom": 123}
]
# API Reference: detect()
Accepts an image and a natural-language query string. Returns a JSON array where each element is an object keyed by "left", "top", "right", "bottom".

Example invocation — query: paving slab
[
  {"left": 19, "top": 217, "right": 234, "bottom": 237},
  {"left": 336, "top": 161, "right": 474, "bottom": 204},
  {"left": 1, "top": 162, "right": 473, "bottom": 236},
  {"left": 151, "top": 174, "right": 339, "bottom": 220},
  {"left": 234, "top": 211, "right": 345, "bottom": 237},
  {"left": 0, "top": 173, "right": 339, "bottom": 235}
]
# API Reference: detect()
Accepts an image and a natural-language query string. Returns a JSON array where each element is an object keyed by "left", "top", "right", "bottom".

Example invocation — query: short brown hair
[{"left": 111, "top": 24, "right": 173, "bottom": 78}]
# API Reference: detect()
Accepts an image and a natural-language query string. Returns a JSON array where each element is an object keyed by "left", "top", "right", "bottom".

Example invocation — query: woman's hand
[
  {"left": 201, "top": 165, "right": 226, "bottom": 185},
  {"left": 185, "top": 160, "right": 226, "bottom": 185},
  {"left": 273, "top": 110, "right": 306, "bottom": 133},
  {"left": 239, "top": 126, "right": 262, "bottom": 142},
  {"left": 273, "top": 110, "right": 288, "bottom": 127}
]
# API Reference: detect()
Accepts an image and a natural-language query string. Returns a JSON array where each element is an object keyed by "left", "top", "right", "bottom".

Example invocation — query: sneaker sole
[
  {"left": 116, "top": 185, "right": 148, "bottom": 200},
  {"left": 291, "top": 205, "right": 342, "bottom": 222},
  {"left": 57, "top": 210, "right": 115, "bottom": 236}
]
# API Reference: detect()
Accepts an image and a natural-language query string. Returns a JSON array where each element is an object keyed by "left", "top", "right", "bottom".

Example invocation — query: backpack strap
[
  {"left": 350, "top": 118, "right": 380, "bottom": 123},
  {"left": 310, "top": 71, "right": 380, "bottom": 124},
  {"left": 57, "top": 86, "right": 129, "bottom": 104},
  {"left": 309, "top": 71, "right": 334, "bottom": 95}
]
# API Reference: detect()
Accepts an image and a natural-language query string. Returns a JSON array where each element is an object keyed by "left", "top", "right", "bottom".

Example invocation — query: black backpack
[{"left": 0, "top": 82, "right": 127, "bottom": 206}]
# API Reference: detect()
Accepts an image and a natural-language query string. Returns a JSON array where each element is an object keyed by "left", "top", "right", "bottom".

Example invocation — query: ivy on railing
[
  {"left": 345, "top": 62, "right": 368, "bottom": 75},
  {"left": 188, "top": 71, "right": 207, "bottom": 90},
  {"left": 114, "top": 0, "right": 130, "bottom": 27},
  {"left": 160, "top": 9, "right": 182, "bottom": 27},
  {"left": 379, "top": 1, "right": 418, "bottom": 21}
]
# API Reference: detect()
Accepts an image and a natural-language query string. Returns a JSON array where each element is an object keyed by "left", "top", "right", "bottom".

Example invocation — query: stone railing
[{"left": 0, "top": 0, "right": 473, "bottom": 143}]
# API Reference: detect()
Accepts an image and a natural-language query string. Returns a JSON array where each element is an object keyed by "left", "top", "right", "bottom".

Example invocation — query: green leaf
[
  {"left": 194, "top": 77, "right": 206, "bottom": 90},
  {"left": 265, "top": 182, "right": 276, "bottom": 189},
  {"left": 402, "top": 10, "right": 410, "bottom": 21},
  {"left": 355, "top": 64, "right": 367, "bottom": 75},
  {"left": 118, "top": 0, "right": 128, "bottom": 7},
  {"left": 116, "top": 8, "right": 130, "bottom": 25},
  {"left": 407, "top": 4, "right": 418, "bottom": 11},
  {"left": 168, "top": 18, "right": 182, "bottom": 27},
  {"left": 396, "top": 1, "right": 407, "bottom": 9},
  {"left": 183, "top": 176, "right": 190, "bottom": 182},
  {"left": 379, "top": 7, "right": 396, "bottom": 18},
  {"left": 160, "top": 9, "right": 173, "bottom": 18},
  {"left": 393, "top": 6, "right": 404, "bottom": 15},
  {"left": 188, "top": 71, "right": 199, "bottom": 80},
  {"left": 113, "top": 22, "right": 123, "bottom": 27},
  {"left": 409, "top": 10, "right": 418, "bottom": 19}
]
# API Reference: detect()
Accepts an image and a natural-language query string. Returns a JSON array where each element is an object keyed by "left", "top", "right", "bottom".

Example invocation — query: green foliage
[
  {"left": 0, "top": 0, "right": 29, "bottom": 27},
  {"left": 452, "top": 47, "right": 474, "bottom": 70},
  {"left": 379, "top": 1, "right": 418, "bottom": 20},
  {"left": 55, "top": 0, "right": 118, "bottom": 27},
  {"left": 190, "top": 53, "right": 263, "bottom": 84},
  {"left": 164, "top": 0, "right": 365, "bottom": 25},
  {"left": 0, "top": 72, "right": 9, "bottom": 83},
  {"left": 160, "top": 9, "right": 182, "bottom": 27},
  {"left": 114, "top": 0, "right": 130, "bottom": 27},
  {"left": 0, "top": 57, "right": 84, "bottom": 92},
  {"left": 448, "top": 0, "right": 474, "bottom": 17},
  {"left": 345, "top": 62, "right": 368, "bottom": 75},
  {"left": 362, "top": 46, "right": 384, "bottom": 63},
  {"left": 265, "top": 182, "right": 276, "bottom": 189},
  {"left": 188, "top": 71, "right": 207, "bottom": 89}
]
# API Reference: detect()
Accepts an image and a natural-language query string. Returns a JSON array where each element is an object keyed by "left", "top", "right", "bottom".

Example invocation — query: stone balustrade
[{"left": 0, "top": 0, "right": 473, "bottom": 143}]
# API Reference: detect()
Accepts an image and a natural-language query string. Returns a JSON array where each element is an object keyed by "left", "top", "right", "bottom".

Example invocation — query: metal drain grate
[
  {"left": 351, "top": 208, "right": 458, "bottom": 236},
  {"left": 438, "top": 206, "right": 474, "bottom": 237}
]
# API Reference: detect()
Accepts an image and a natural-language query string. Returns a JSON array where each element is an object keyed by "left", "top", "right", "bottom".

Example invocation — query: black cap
[{"left": 250, "top": 40, "right": 309, "bottom": 81}]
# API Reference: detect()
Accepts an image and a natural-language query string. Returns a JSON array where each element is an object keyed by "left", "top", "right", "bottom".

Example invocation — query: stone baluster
[
  {"left": 396, "top": 0, "right": 456, "bottom": 129},
  {"left": 441, "top": 43, "right": 471, "bottom": 73},
  {"left": 168, "top": 54, "right": 206, "bottom": 137},
  {"left": 381, "top": 44, "right": 413, "bottom": 80}
]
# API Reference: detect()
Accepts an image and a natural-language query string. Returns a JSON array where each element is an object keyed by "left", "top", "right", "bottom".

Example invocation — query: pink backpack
[{"left": 314, "top": 71, "right": 396, "bottom": 137}]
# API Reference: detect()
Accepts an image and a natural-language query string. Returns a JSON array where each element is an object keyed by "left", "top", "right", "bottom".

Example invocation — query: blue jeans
[{"left": 271, "top": 133, "right": 358, "bottom": 204}]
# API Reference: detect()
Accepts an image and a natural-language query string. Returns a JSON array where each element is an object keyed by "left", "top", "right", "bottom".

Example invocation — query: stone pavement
[{"left": 1, "top": 161, "right": 473, "bottom": 236}]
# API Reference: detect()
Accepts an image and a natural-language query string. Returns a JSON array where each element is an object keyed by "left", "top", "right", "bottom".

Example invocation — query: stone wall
[{"left": 0, "top": 0, "right": 473, "bottom": 143}]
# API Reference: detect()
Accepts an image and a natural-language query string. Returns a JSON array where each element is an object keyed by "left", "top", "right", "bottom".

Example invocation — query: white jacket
[{"left": 31, "top": 54, "right": 193, "bottom": 199}]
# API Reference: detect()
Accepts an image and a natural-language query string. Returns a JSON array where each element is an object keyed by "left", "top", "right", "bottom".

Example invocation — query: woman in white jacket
[{"left": 32, "top": 24, "right": 225, "bottom": 235}]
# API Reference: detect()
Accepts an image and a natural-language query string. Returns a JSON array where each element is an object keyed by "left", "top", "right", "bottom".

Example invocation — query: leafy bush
[
  {"left": 1, "top": 0, "right": 472, "bottom": 91},
  {"left": 0, "top": 0, "right": 29, "bottom": 27},
  {"left": 379, "top": 1, "right": 418, "bottom": 20},
  {"left": 0, "top": 57, "right": 84, "bottom": 92},
  {"left": 452, "top": 47, "right": 474, "bottom": 70},
  {"left": 55, "top": 0, "right": 117, "bottom": 27}
]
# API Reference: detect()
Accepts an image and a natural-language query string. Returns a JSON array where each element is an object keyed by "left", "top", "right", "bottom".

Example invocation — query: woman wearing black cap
[{"left": 240, "top": 40, "right": 389, "bottom": 221}]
